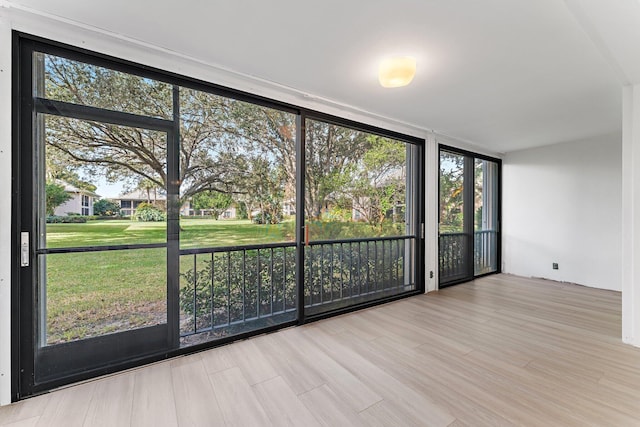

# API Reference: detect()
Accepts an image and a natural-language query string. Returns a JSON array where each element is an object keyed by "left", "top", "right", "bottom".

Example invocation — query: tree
[
  {"left": 347, "top": 136, "right": 406, "bottom": 229},
  {"left": 93, "top": 199, "right": 121, "bottom": 216},
  {"left": 235, "top": 157, "right": 286, "bottom": 224},
  {"left": 304, "top": 121, "right": 369, "bottom": 219},
  {"left": 45, "top": 183, "right": 72, "bottom": 215},
  {"left": 439, "top": 152, "right": 464, "bottom": 231},
  {"left": 191, "top": 191, "right": 233, "bottom": 218},
  {"left": 41, "top": 56, "right": 245, "bottom": 206}
]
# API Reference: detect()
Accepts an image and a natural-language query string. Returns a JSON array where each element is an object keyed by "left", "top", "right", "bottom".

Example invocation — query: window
[{"left": 16, "top": 35, "right": 425, "bottom": 398}]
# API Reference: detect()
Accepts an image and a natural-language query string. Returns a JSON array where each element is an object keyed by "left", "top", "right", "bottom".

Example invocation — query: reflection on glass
[
  {"left": 43, "top": 248, "right": 167, "bottom": 345},
  {"left": 35, "top": 52, "right": 173, "bottom": 119},
  {"left": 41, "top": 114, "right": 167, "bottom": 248},
  {"left": 178, "top": 87, "right": 297, "bottom": 249}
]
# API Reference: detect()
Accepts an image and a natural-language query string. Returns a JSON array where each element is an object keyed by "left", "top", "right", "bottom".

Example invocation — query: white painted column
[
  {"left": 0, "top": 9, "right": 13, "bottom": 405},
  {"left": 425, "top": 132, "right": 439, "bottom": 292},
  {"left": 622, "top": 85, "right": 640, "bottom": 347}
]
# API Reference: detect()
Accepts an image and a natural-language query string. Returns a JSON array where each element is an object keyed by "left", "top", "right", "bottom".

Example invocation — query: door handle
[{"left": 21, "top": 232, "right": 29, "bottom": 267}]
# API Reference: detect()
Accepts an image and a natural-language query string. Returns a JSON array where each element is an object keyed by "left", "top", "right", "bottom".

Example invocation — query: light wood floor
[{"left": 2, "top": 274, "right": 640, "bottom": 426}]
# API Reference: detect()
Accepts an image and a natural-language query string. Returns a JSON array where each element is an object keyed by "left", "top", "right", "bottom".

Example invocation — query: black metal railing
[
  {"left": 439, "top": 230, "right": 498, "bottom": 284},
  {"left": 179, "top": 242, "right": 297, "bottom": 340},
  {"left": 179, "top": 235, "right": 417, "bottom": 340},
  {"left": 304, "top": 235, "right": 416, "bottom": 315},
  {"left": 439, "top": 232, "right": 469, "bottom": 283}
]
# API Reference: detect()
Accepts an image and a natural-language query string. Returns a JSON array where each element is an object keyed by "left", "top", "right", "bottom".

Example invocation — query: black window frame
[
  {"left": 11, "top": 31, "right": 425, "bottom": 401},
  {"left": 437, "top": 144, "right": 502, "bottom": 287}
]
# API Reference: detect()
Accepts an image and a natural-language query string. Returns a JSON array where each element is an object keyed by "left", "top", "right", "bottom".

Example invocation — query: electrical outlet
[
  {"left": 552, "top": 263, "right": 558, "bottom": 270},
  {"left": 429, "top": 270, "right": 434, "bottom": 279}
]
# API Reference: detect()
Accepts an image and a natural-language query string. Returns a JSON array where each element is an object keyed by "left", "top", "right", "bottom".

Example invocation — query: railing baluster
[
  {"left": 226, "top": 252, "right": 231, "bottom": 326},
  {"left": 365, "top": 241, "right": 370, "bottom": 294},
  {"left": 282, "top": 247, "right": 286, "bottom": 312},
  {"left": 329, "top": 245, "right": 335, "bottom": 301},
  {"left": 270, "top": 247, "right": 274, "bottom": 316},
  {"left": 257, "top": 249, "right": 261, "bottom": 318},
  {"left": 309, "top": 246, "right": 313, "bottom": 306},
  {"left": 320, "top": 244, "right": 324, "bottom": 305},
  {"left": 213, "top": 253, "right": 217, "bottom": 328},
  {"left": 380, "top": 240, "right": 384, "bottom": 291},
  {"left": 373, "top": 240, "right": 378, "bottom": 292},
  {"left": 193, "top": 254, "right": 198, "bottom": 333},
  {"left": 210, "top": 253, "right": 214, "bottom": 330},
  {"left": 357, "top": 242, "right": 362, "bottom": 296},
  {"left": 242, "top": 250, "right": 246, "bottom": 323},
  {"left": 339, "top": 242, "right": 344, "bottom": 299}
]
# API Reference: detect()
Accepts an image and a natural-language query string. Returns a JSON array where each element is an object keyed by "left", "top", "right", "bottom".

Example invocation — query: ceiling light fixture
[{"left": 378, "top": 56, "right": 416, "bottom": 88}]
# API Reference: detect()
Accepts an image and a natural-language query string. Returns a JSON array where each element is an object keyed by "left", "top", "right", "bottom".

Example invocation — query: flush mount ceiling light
[{"left": 378, "top": 56, "right": 416, "bottom": 88}]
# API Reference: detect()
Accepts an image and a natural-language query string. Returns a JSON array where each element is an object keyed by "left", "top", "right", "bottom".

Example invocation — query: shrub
[
  {"left": 252, "top": 212, "right": 282, "bottom": 225},
  {"left": 46, "top": 215, "right": 88, "bottom": 223},
  {"left": 179, "top": 249, "right": 297, "bottom": 331},
  {"left": 134, "top": 202, "right": 166, "bottom": 222},
  {"left": 93, "top": 199, "right": 121, "bottom": 216}
]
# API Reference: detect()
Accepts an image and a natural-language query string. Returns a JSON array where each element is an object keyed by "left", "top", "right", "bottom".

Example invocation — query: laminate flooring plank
[
  {"left": 252, "top": 376, "right": 321, "bottom": 427},
  {"left": 35, "top": 381, "right": 96, "bottom": 427},
  {"left": 83, "top": 372, "right": 135, "bottom": 427},
  {"left": 171, "top": 358, "right": 224, "bottom": 427},
  {"left": 1, "top": 416, "right": 39, "bottom": 427},
  {"left": 313, "top": 328, "right": 456, "bottom": 427},
  {"left": 208, "top": 367, "right": 271, "bottom": 427},
  {"left": 0, "top": 395, "right": 48, "bottom": 426},
  {"left": 225, "top": 338, "right": 278, "bottom": 386},
  {"left": 251, "top": 329, "right": 325, "bottom": 395},
  {"left": 299, "top": 384, "right": 366, "bottom": 427},
  {"left": 131, "top": 362, "right": 179, "bottom": 427},
  {"left": 293, "top": 327, "right": 383, "bottom": 412}
]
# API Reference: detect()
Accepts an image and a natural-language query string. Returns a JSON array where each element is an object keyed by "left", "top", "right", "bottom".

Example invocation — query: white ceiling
[{"left": 5, "top": 0, "right": 637, "bottom": 153}]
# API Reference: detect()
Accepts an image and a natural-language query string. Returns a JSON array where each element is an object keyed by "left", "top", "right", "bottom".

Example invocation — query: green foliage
[
  {"left": 191, "top": 191, "right": 233, "bottom": 219},
  {"left": 305, "top": 120, "right": 370, "bottom": 219},
  {"left": 93, "top": 199, "right": 121, "bottom": 216},
  {"left": 347, "top": 136, "right": 406, "bottom": 230},
  {"left": 252, "top": 211, "right": 282, "bottom": 225},
  {"left": 46, "top": 215, "right": 88, "bottom": 224},
  {"left": 179, "top": 249, "right": 297, "bottom": 331},
  {"left": 45, "top": 183, "right": 73, "bottom": 216},
  {"left": 236, "top": 203, "right": 248, "bottom": 220},
  {"left": 439, "top": 152, "right": 464, "bottom": 231},
  {"left": 134, "top": 202, "right": 166, "bottom": 222}
]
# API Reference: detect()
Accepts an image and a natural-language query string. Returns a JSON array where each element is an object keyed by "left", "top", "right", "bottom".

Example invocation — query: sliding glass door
[
  {"left": 302, "top": 117, "right": 422, "bottom": 318},
  {"left": 15, "top": 35, "right": 424, "bottom": 399},
  {"left": 438, "top": 147, "right": 500, "bottom": 287}
]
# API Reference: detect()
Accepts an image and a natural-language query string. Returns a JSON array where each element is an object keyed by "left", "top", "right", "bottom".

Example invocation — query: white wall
[
  {"left": 622, "top": 84, "right": 640, "bottom": 346},
  {"left": 0, "top": 10, "right": 13, "bottom": 406},
  {"left": 503, "top": 134, "right": 622, "bottom": 291}
]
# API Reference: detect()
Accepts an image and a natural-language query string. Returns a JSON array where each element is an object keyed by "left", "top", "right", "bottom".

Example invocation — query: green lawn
[
  {"left": 46, "top": 218, "right": 295, "bottom": 248},
  {"left": 44, "top": 218, "right": 402, "bottom": 343}
]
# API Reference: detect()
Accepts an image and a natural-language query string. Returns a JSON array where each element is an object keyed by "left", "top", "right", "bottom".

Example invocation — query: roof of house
[
  {"left": 54, "top": 179, "right": 99, "bottom": 198},
  {"left": 116, "top": 189, "right": 167, "bottom": 201}
]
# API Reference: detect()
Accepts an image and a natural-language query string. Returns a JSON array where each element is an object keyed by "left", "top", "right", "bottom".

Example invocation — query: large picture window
[{"left": 14, "top": 34, "right": 425, "bottom": 398}]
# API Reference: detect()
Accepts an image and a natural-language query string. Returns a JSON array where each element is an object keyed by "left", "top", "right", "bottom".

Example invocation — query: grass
[{"left": 44, "top": 218, "right": 402, "bottom": 343}]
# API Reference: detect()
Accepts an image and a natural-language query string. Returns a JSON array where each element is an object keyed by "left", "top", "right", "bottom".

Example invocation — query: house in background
[
  {"left": 52, "top": 180, "right": 99, "bottom": 216},
  {"left": 116, "top": 189, "right": 167, "bottom": 217}
]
